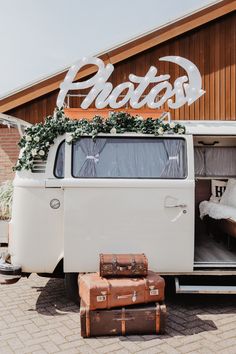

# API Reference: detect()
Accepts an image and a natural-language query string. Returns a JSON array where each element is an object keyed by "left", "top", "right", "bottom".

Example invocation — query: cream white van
[{"left": 1, "top": 120, "right": 236, "bottom": 297}]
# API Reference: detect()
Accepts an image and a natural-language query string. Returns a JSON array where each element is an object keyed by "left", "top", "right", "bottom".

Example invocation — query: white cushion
[
  {"left": 211, "top": 179, "right": 227, "bottom": 202},
  {"left": 220, "top": 178, "right": 236, "bottom": 207},
  {"left": 199, "top": 200, "right": 236, "bottom": 221},
  {"left": 209, "top": 195, "right": 220, "bottom": 203}
]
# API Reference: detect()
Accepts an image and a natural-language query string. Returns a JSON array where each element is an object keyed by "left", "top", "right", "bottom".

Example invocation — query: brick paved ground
[{"left": 1, "top": 256, "right": 236, "bottom": 353}]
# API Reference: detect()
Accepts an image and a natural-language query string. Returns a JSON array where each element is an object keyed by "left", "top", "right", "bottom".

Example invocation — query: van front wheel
[{"left": 64, "top": 273, "right": 80, "bottom": 305}]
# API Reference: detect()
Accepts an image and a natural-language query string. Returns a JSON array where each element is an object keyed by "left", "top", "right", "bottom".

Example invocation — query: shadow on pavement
[{"left": 33, "top": 277, "right": 80, "bottom": 316}]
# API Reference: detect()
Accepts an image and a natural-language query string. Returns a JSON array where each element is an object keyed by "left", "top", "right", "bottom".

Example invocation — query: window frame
[{"left": 71, "top": 136, "right": 188, "bottom": 180}]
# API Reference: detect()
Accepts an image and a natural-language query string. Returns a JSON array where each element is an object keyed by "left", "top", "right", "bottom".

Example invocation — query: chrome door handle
[{"left": 165, "top": 204, "right": 187, "bottom": 208}]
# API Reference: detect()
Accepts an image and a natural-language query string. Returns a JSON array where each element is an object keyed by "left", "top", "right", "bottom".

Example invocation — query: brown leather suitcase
[
  {"left": 80, "top": 301, "right": 167, "bottom": 337},
  {"left": 79, "top": 271, "right": 165, "bottom": 310},
  {"left": 100, "top": 253, "right": 148, "bottom": 277}
]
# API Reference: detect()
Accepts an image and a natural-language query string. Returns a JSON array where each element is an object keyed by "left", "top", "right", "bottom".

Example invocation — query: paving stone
[
  {"left": 112, "top": 350, "right": 130, "bottom": 354},
  {"left": 0, "top": 346, "right": 14, "bottom": 354},
  {"left": 41, "top": 341, "right": 60, "bottom": 353},
  {"left": 14, "top": 345, "right": 43, "bottom": 354},
  {"left": 136, "top": 346, "right": 163, "bottom": 354},
  {"left": 95, "top": 343, "right": 123, "bottom": 353},
  {"left": 177, "top": 340, "right": 203, "bottom": 353}
]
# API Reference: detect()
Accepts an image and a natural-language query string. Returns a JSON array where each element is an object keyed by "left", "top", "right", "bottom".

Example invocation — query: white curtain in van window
[
  {"left": 160, "top": 139, "right": 183, "bottom": 178},
  {"left": 194, "top": 147, "right": 205, "bottom": 176},
  {"left": 205, "top": 147, "right": 236, "bottom": 176},
  {"left": 95, "top": 139, "right": 168, "bottom": 178},
  {"left": 77, "top": 138, "right": 107, "bottom": 177}
]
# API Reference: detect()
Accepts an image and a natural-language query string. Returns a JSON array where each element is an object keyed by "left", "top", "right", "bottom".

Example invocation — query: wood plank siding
[{"left": 7, "top": 11, "right": 236, "bottom": 124}]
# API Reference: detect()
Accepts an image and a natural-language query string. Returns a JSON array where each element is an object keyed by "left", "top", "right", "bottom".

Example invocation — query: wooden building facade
[{"left": 2, "top": 6, "right": 235, "bottom": 125}]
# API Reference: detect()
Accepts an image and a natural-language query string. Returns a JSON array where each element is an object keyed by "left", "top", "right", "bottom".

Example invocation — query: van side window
[
  {"left": 72, "top": 137, "right": 187, "bottom": 179},
  {"left": 54, "top": 141, "right": 65, "bottom": 178},
  {"left": 195, "top": 147, "right": 236, "bottom": 177}
]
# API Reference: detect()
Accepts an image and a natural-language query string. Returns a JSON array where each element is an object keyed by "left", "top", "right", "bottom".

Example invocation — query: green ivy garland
[{"left": 14, "top": 108, "right": 186, "bottom": 171}]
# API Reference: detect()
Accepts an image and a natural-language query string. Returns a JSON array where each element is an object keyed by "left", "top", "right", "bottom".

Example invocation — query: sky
[{"left": 0, "top": 0, "right": 220, "bottom": 98}]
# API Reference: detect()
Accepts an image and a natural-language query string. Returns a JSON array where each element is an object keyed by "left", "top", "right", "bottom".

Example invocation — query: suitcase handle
[
  {"left": 113, "top": 316, "right": 135, "bottom": 321},
  {"left": 112, "top": 255, "right": 137, "bottom": 274},
  {"left": 117, "top": 265, "right": 132, "bottom": 271},
  {"left": 117, "top": 291, "right": 137, "bottom": 302}
]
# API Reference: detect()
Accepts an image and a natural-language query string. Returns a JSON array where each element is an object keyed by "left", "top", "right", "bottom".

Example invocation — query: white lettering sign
[{"left": 57, "top": 56, "right": 205, "bottom": 109}]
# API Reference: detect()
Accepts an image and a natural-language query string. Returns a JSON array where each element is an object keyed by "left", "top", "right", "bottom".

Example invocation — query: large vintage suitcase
[
  {"left": 99, "top": 253, "right": 148, "bottom": 277},
  {"left": 80, "top": 302, "right": 167, "bottom": 337},
  {"left": 79, "top": 271, "right": 165, "bottom": 310}
]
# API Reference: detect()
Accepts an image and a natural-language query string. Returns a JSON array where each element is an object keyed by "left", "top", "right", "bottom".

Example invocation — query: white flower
[
  {"left": 45, "top": 142, "right": 50, "bottom": 147},
  {"left": 91, "top": 130, "right": 97, "bottom": 136},
  {"left": 25, "top": 135, "right": 32, "bottom": 142},
  {"left": 66, "top": 134, "right": 73, "bottom": 143},
  {"left": 39, "top": 150, "right": 45, "bottom": 156},
  {"left": 136, "top": 115, "right": 144, "bottom": 121},
  {"left": 178, "top": 128, "right": 184, "bottom": 134},
  {"left": 110, "top": 127, "right": 117, "bottom": 134},
  {"left": 34, "top": 136, "right": 40, "bottom": 142},
  {"left": 157, "top": 127, "right": 164, "bottom": 135},
  {"left": 170, "top": 122, "right": 175, "bottom": 129},
  {"left": 31, "top": 149, "right": 37, "bottom": 157}
]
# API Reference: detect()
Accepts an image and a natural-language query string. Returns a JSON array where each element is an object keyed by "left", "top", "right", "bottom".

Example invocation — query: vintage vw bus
[{"left": 1, "top": 119, "right": 236, "bottom": 296}]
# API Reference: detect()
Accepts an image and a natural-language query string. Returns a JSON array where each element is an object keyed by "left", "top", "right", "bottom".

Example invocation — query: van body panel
[
  {"left": 10, "top": 186, "right": 64, "bottom": 273},
  {"left": 64, "top": 181, "right": 194, "bottom": 272}
]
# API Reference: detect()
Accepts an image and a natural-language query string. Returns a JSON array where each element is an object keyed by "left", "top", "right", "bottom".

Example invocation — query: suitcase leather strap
[
  {"left": 144, "top": 277, "right": 149, "bottom": 303},
  {"left": 155, "top": 303, "right": 160, "bottom": 334},
  {"left": 112, "top": 255, "right": 118, "bottom": 274},
  {"left": 105, "top": 278, "right": 112, "bottom": 309},
  {"left": 86, "top": 308, "right": 90, "bottom": 338},
  {"left": 121, "top": 307, "right": 126, "bottom": 335},
  {"left": 131, "top": 255, "right": 136, "bottom": 273},
  {"left": 160, "top": 304, "right": 167, "bottom": 334}
]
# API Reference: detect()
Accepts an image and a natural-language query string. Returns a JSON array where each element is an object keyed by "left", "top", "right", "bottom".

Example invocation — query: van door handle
[{"left": 165, "top": 204, "right": 187, "bottom": 208}]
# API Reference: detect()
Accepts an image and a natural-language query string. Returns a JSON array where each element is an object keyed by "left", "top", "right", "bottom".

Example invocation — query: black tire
[{"left": 64, "top": 272, "right": 80, "bottom": 305}]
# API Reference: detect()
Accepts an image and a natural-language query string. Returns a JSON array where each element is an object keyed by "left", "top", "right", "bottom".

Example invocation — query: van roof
[{"left": 179, "top": 121, "right": 236, "bottom": 135}]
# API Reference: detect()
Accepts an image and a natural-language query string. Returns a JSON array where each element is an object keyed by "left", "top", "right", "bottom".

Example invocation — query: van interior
[{"left": 194, "top": 136, "right": 236, "bottom": 268}]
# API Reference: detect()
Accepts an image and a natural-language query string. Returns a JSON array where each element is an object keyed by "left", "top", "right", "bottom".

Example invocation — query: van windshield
[{"left": 72, "top": 137, "right": 187, "bottom": 179}]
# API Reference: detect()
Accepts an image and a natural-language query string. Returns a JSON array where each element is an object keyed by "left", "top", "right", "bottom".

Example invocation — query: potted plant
[{"left": 0, "top": 181, "right": 13, "bottom": 245}]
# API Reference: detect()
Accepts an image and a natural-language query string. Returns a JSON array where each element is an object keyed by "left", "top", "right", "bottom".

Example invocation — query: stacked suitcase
[{"left": 79, "top": 254, "right": 167, "bottom": 337}]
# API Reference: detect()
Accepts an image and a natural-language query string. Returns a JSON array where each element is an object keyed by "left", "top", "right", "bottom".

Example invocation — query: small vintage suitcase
[
  {"left": 79, "top": 271, "right": 165, "bottom": 310},
  {"left": 80, "top": 301, "right": 167, "bottom": 337},
  {"left": 100, "top": 253, "right": 148, "bottom": 277}
]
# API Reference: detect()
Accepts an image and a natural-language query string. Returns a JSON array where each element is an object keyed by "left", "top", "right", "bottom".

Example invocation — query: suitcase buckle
[
  {"left": 132, "top": 291, "right": 137, "bottom": 302},
  {"left": 96, "top": 295, "right": 107, "bottom": 302},
  {"left": 149, "top": 286, "right": 159, "bottom": 296}
]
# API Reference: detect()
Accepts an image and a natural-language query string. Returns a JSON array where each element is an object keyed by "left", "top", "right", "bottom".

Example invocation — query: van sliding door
[{"left": 63, "top": 135, "right": 194, "bottom": 273}]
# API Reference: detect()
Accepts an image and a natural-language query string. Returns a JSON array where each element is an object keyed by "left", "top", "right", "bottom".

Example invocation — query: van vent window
[
  {"left": 72, "top": 137, "right": 187, "bottom": 179},
  {"left": 32, "top": 157, "right": 47, "bottom": 173},
  {"left": 54, "top": 141, "right": 65, "bottom": 178}
]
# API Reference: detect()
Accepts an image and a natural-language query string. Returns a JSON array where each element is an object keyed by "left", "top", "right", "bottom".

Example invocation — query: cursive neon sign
[{"left": 57, "top": 56, "right": 205, "bottom": 109}]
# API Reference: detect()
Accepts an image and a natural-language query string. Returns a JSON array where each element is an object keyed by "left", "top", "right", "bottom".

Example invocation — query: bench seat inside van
[{"left": 196, "top": 179, "right": 236, "bottom": 248}]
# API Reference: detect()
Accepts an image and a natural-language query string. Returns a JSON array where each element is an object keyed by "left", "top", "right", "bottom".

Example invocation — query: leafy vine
[{"left": 14, "top": 108, "right": 185, "bottom": 171}]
